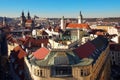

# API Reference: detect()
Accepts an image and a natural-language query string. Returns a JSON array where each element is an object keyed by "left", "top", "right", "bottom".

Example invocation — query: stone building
[{"left": 24, "top": 36, "right": 110, "bottom": 80}]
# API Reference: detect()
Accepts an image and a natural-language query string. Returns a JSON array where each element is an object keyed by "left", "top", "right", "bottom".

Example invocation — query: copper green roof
[{"left": 29, "top": 49, "right": 93, "bottom": 67}]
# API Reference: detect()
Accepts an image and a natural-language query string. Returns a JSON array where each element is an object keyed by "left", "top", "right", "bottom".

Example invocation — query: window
[
  {"left": 40, "top": 70, "right": 42, "bottom": 77},
  {"left": 51, "top": 66, "right": 72, "bottom": 77},
  {"left": 80, "top": 68, "right": 90, "bottom": 76},
  {"left": 37, "top": 70, "right": 39, "bottom": 76},
  {"left": 81, "top": 69, "right": 84, "bottom": 76}
]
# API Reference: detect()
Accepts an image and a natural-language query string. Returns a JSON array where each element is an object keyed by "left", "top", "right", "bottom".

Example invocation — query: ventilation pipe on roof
[
  {"left": 51, "top": 29, "right": 54, "bottom": 32},
  {"left": 26, "top": 48, "right": 28, "bottom": 53},
  {"left": 22, "top": 34, "right": 25, "bottom": 39},
  {"left": 41, "top": 43, "right": 44, "bottom": 47},
  {"left": 21, "top": 45, "right": 25, "bottom": 49}
]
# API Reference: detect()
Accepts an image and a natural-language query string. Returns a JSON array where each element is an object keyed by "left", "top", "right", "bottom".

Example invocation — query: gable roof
[
  {"left": 26, "top": 20, "right": 33, "bottom": 23},
  {"left": 13, "top": 46, "right": 27, "bottom": 59},
  {"left": 66, "top": 23, "right": 91, "bottom": 29},
  {"left": 23, "top": 37, "right": 49, "bottom": 47},
  {"left": 33, "top": 47, "right": 50, "bottom": 60}
]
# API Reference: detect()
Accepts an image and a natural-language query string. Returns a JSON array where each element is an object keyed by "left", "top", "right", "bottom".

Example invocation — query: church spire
[
  {"left": 21, "top": 11, "right": 26, "bottom": 27},
  {"left": 22, "top": 11, "right": 24, "bottom": 17},
  {"left": 78, "top": 11, "right": 83, "bottom": 24},
  {"left": 27, "top": 11, "right": 31, "bottom": 20}
]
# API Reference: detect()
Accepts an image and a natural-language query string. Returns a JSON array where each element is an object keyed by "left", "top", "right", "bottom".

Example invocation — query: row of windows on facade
[
  {"left": 32, "top": 35, "right": 49, "bottom": 39},
  {"left": 111, "top": 51, "right": 120, "bottom": 56},
  {"left": 33, "top": 68, "right": 90, "bottom": 77}
]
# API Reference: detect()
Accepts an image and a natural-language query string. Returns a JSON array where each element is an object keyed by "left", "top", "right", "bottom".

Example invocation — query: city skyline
[{"left": 0, "top": 0, "right": 120, "bottom": 18}]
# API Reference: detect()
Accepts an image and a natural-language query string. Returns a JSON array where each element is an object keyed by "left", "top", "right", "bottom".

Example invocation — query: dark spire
[
  {"left": 80, "top": 11, "right": 83, "bottom": 18},
  {"left": 27, "top": 11, "right": 31, "bottom": 19},
  {"left": 22, "top": 11, "right": 24, "bottom": 17},
  {"left": 21, "top": 11, "right": 26, "bottom": 27}
]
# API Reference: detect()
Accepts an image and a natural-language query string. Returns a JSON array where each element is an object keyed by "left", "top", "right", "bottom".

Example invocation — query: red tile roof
[
  {"left": 6, "top": 34, "right": 18, "bottom": 43},
  {"left": 23, "top": 37, "right": 49, "bottom": 47},
  {"left": 13, "top": 46, "right": 27, "bottom": 59},
  {"left": 26, "top": 20, "right": 33, "bottom": 23},
  {"left": 74, "top": 42, "right": 96, "bottom": 58},
  {"left": 66, "top": 23, "right": 91, "bottom": 29},
  {"left": 33, "top": 47, "right": 50, "bottom": 60},
  {"left": 115, "top": 26, "right": 120, "bottom": 29}
]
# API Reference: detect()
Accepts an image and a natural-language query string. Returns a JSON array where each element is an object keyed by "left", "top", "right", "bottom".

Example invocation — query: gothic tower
[
  {"left": 21, "top": 11, "right": 26, "bottom": 27},
  {"left": 27, "top": 11, "right": 31, "bottom": 20},
  {"left": 78, "top": 11, "right": 83, "bottom": 24}
]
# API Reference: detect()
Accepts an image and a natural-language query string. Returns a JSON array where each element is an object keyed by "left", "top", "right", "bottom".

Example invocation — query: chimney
[
  {"left": 41, "top": 43, "right": 44, "bottom": 47},
  {"left": 26, "top": 48, "right": 28, "bottom": 53}
]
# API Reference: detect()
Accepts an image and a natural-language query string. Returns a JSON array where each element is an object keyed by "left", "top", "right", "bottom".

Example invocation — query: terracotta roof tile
[
  {"left": 115, "top": 26, "right": 120, "bottom": 29},
  {"left": 33, "top": 47, "right": 50, "bottom": 60},
  {"left": 13, "top": 46, "right": 26, "bottom": 59},
  {"left": 66, "top": 23, "right": 91, "bottom": 29},
  {"left": 23, "top": 37, "right": 49, "bottom": 47},
  {"left": 26, "top": 20, "right": 33, "bottom": 23}
]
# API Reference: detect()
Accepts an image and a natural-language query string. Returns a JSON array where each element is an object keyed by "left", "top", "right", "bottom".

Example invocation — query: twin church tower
[
  {"left": 21, "top": 11, "right": 83, "bottom": 30},
  {"left": 21, "top": 11, "right": 34, "bottom": 28}
]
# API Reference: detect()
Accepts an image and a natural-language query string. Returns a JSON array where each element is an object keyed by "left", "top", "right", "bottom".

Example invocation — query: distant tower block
[
  {"left": 78, "top": 11, "right": 83, "bottom": 24},
  {"left": 61, "top": 16, "right": 65, "bottom": 30}
]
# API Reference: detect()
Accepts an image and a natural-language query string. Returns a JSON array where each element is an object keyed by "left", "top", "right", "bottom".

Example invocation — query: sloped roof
[
  {"left": 31, "top": 50, "right": 81, "bottom": 66},
  {"left": 66, "top": 23, "right": 90, "bottom": 29},
  {"left": 91, "top": 36, "right": 108, "bottom": 49},
  {"left": 26, "top": 20, "right": 33, "bottom": 23},
  {"left": 73, "top": 42, "right": 96, "bottom": 58},
  {"left": 28, "top": 36, "right": 109, "bottom": 66},
  {"left": 115, "top": 26, "right": 120, "bottom": 29},
  {"left": 23, "top": 37, "right": 49, "bottom": 47},
  {"left": 13, "top": 46, "right": 27, "bottom": 59},
  {"left": 33, "top": 47, "right": 50, "bottom": 60}
]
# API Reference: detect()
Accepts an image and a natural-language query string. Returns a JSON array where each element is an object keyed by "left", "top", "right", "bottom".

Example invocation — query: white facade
[
  {"left": 78, "top": 11, "right": 82, "bottom": 24},
  {"left": 61, "top": 16, "right": 65, "bottom": 30},
  {"left": 108, "top": 26, "right": 119, "bottom": 43}
]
